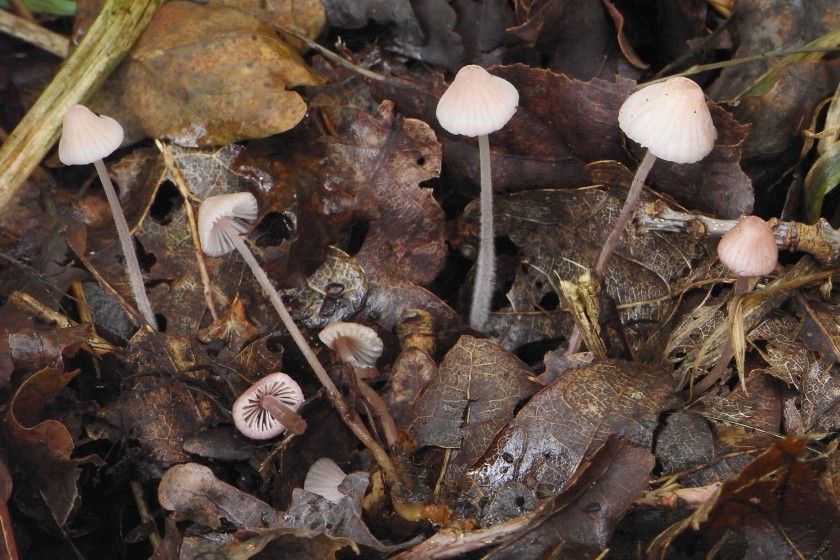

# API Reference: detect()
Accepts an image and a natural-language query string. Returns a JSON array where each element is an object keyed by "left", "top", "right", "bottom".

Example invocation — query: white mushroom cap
[
  {"left": 198, "top": 192, "right": 259, "bottom": 257},
  {"left": 717, "top": 215, "right": 778, "bottom": 277},
  {"left": 318, "top": 322, "right": 383, "bottom": 368},
  {"left": 436, "top": 65, "right": 519, "bottom": 137},
  {"left": 58, "top": 104, "right": 125, "bottom": 165},
  {"left": 618, "top": 77, "right": 717, "bottom": 164},
  {"left": 232, "top": 372, "right": 305, "bottom": 439},
  {"left": 303, "top": 458, "right": 348, "bottom": 504}
]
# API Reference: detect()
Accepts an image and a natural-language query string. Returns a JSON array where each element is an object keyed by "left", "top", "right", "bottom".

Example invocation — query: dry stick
[
  {"left": 0, "top": 0, "right": 165, "bottom": 216},
  {"left": 219, "top": 222, "right": 400, "bottom": 486},
  {"left": 0, "top": 7, "right": 68, "bottom": 57},
  {"left": 156, "top": 140, "right": 219, "bottom": 321}
]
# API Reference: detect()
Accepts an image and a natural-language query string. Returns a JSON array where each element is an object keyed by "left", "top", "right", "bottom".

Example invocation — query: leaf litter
[{"left": 1, "top": 0, "right": 840, "bottom": 558}]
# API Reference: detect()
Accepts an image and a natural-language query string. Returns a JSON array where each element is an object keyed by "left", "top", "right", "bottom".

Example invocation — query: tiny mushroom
[
  {"left": 303, "top": 457, "right": 348, "bottom": 504},
  {"left": 596, "top": 77, "right": 717, "bottom": 274},
  {"left": 232, "top": 372, "right": 305, "bottom": 439},
  {"left": 691, "top": 215, "right": 778, "bottom": 396},
  {"left": 436, "top": 65, "right": 519, "bottom": 330},
  {"left": 59, "top": 104, "right": 158, "bottom": 329},
  {"left": 717, "top": 215, "right": 779, "bottom": 280},
  {"left": 319, "top": 321, "right": 383, "bottom": 377},
  {"left": 198, "top": 193, "right": 348, "bottom": 413}
]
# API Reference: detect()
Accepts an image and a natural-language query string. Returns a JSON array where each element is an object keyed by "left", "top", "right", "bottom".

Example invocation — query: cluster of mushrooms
[{"left": 59, "top": 69, "right": 780, "bottom": 478}]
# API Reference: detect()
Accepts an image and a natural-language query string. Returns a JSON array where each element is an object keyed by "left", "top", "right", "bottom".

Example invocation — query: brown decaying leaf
[
  {"left": 4, "top": 368, "right": 98, "bottom": 528},
  {"left": 324, "top": 100, "right": 444, "bottom": 284},
  {"left": 406, "top": 335, "right": 542, "bottom": 496},
  {"left": 0, "top": 458, "right": 19, "bottom": 560},
  {"left": 649, "top": 437, "right": 840, "bottom": 558},
  {"left": 477, "top": 188, "right": 710, "bottom": 354},
  {"left": 486, "top": 437, "right": 654, "bottom": 560},
  {"left": 93, "top": 1, "right": 322, "bottom": 147},
  {"left": 464, "top": 360, "right": 678, "bottom": 521}
]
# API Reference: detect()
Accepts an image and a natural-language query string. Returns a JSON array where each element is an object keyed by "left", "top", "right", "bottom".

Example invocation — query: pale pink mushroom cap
[
  {"left": 618, "top": 77, "right": 717, "bottom": 164},
  {"left": 232, "top": 372, "right": 305, "bottom": 439},
  {"left": 436, "top": 65, "right": 519, "bottom": 137},
  {"left": 197, "top": 193, "right": 259, "bottom": 257},
  {"left": 59, "top": 104, "right": 125, "bottom": 165},
  {"left": 318, "top": 322, "right": 383, "bottom": 368},
  {"left": 303, "top": 457, "right": 348, "bottom": 504},
  {"left": 717, "top": 215, "right": 778, "bottom": 277}
]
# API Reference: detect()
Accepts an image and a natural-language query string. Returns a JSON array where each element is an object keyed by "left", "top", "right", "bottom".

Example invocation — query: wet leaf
[
  {"left": 93, "top": 1, "right": 322, "bottom": 146},
  {"left": 405, "top": 335, "right": 542, "bottom": 496},
  {"left": 486, "top": 437, "right": 654, "bottom": 559},
  {"left": 464, "top": 360, "right": 677, "bottom": 522}
]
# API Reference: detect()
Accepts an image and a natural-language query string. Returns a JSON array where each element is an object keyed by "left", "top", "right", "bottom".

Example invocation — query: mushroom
[
  {"left": 303, "top": 457, "right": 348, "bottom": 504},
  {"left": 691, "top": 215, "right": 778, "bottom": 396},
  {"left": 595, "top": 77, "right": 717, "bottom": 274},
  {"left": 318, "top": 321, "right": 383, "bottom": 378},
  {"left": 198, "top": 193, "right": 401, "bottom": 482},
  {"left": 59, "top": 104, "right": 158, "bottom": 329},
  {"left": 436, "top": 65, "right": 519, "bottom": 330},
  {"left": 318, "top": 321, "right": 397, "bottom": 444},
  {"left": 232, "top": 372, "right": 305, "bottom": 439}
]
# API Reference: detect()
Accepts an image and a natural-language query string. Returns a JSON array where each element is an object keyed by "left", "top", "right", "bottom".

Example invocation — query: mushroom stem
[
  {"left": 690, "top": 275, "right": 752, "bottom": 397},
  {"left": 261, "top": 394, "right": 307, "bottom": 435},
  {"left": 470, "top": 133, "right": 495, "bottom": 330},
  {"left": 595, "top": 149, "right": 657, "bottom": 275},
  {"left": 216, "top": 218, "right": 401, "bottom": 485},
  {"left": 93, "top": 159, "right": 158, "bottom": 330}
]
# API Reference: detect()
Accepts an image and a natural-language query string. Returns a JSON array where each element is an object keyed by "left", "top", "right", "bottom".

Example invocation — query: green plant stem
[
  {"left": 470, "top": 133, "right": 495, "bottom": 330},
  {"left": 94, "top": 159, "right": 157, "bottom": 330},
  {"left": 0, "top": 0, "right": 165, "bottom": 218}
]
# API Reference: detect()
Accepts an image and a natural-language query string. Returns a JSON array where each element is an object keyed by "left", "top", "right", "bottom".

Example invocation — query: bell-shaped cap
[
  {"left": 303, "top": 458, "right": 348, "bottom": 504},
  {"left": 318, "top": 322, "right": 383, "bottom": 368},
  {"left": 618, "top": 77, "right": 717, "bottom": 164},
  {"left": 231, "top": 372, "right": 305, "bottom": 439},
  {"left": 197, "top": 192, "right": 259, "bottom": 257},
  {"left": 436, "top": 65, "right": 519, "bottom": 137},
  {"left": 717, "top": 215, "right": 778, "bottom": 277},
  {"left": 59, "top": 104, "right": 125, "bottom": 165}
]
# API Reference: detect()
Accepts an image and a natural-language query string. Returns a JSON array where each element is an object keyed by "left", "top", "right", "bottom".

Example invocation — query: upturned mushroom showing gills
[
  {"left": 318, "top": 321, "right": 383, "bottom": 378},
  {"left": 232, "top": 372, "right": 305, "bottom": 439},
  {"left": 596, "top": 77, "right": 717, "bottom": 275},
  {"left": 59, "top": 104, "right": 158, "bottom": 330},
  {"left": 436, "top": 65, "right": 518, "bottom": 330}
]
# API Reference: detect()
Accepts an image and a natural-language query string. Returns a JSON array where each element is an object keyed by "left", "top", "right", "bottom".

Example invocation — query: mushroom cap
[
  {"left": 436, "top": 65, "right": 519, "bottom": 137},
  {"left": 618, "top": 77, "right": 717, "bottom": 164},
  {"left": 717, "top": 215, "right": 778, "bottom": 277},
  {"left": 232, "top": 372, "right": 305, "bottom": 439},
  {"left": 318, "top": 322, "right": 384, "bottom": 367},
  {"left": 198, "top": 192, "right": 259, "bottom": 257},
  {"left": 59, "top": 104, "right": 125, "bottom": 165},
  {"left": 303, "top": 457, "right": 347, "bottom": 504}
]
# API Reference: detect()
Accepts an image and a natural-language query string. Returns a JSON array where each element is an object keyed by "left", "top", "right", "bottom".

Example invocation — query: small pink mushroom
[{"left": 232, "top": 372, "right": 305, "bottom": 439}]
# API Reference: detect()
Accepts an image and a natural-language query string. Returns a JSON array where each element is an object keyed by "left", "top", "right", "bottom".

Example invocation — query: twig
[
  {"left": 0, "top": 7, "right": 68, "bottom": 57},
  {"left": 636, "top": 202, "right": 840, "bottom": 266}
]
